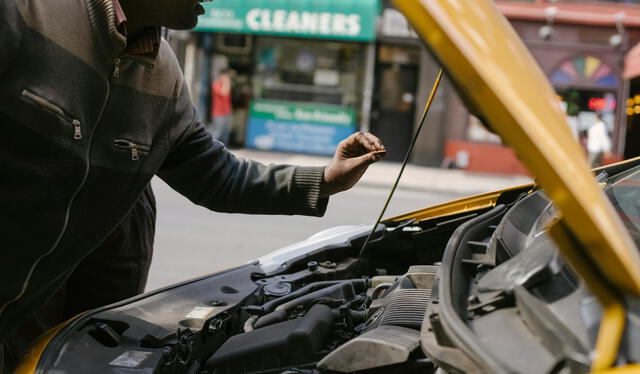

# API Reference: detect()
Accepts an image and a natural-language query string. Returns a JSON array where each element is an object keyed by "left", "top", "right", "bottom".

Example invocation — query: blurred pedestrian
[
  {"left": 210, "top": 68, "right": 234, "bottom": 145},
  {"left": 587, "top": 113, "right": 612, "bottom": 167}
]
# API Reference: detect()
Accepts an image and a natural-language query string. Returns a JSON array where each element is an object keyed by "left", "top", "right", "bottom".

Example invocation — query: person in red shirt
[{"left": 210, "top": 68, "right": 234, "bottom": 145}]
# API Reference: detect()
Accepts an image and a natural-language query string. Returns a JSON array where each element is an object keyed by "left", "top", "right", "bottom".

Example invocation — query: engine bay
[
  {"left": 38, "top": 204, "right": 463, "bottom": 374},
  {"left": 32, "top": 182, "right": 640, "bottom": 374}
]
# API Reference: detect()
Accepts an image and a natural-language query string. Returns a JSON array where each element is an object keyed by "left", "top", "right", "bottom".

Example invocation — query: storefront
[
  {"left": 440, "top": 3, "right": 640, "bottom": 174},
  {"left": 185, "top": 0, "right": 380, "bottom": 155},
  {"left": 373, "top": 1, "right": 451, "bottom": 164}
]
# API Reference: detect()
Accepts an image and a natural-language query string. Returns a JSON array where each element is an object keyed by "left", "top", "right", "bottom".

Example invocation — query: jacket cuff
[{"left": 291, "top": 166, "right": 329, "bottom": 217}]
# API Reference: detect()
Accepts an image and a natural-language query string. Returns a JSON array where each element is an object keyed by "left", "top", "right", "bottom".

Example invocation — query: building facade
[
  {"left": 172, "top": 0, "right": 640, "bottom": 173},
  {"left": 171, "top": 0, "right": 379, "bottom": 156},
  {"left": 444, "top": 0, "right": 640, "bottom": 174}
]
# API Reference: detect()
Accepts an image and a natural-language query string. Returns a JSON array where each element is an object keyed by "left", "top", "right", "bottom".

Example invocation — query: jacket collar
[
  {"left": 85, "top": 0, "right": 128, "bottom": 62},
  {"left": 84, "top": 0, "right": 161, "bottom": 65},
  {"left": 112, "top": 0, "right": 162, "bottom": 57}
]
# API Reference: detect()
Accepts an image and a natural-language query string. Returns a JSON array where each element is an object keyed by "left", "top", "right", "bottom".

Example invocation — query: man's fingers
[
  {"left": 363, "top": 132, "right": 385, "bottom": 150},
  {"left": 356, "top": 151, "right": 383, "bottom": 166},
  {"left": 338, "top": 132, "right": 385, "bottom": 161},
  {"left": 355, "top": 132, "right": 375, "bottom": 152},
  {"left": 324, "top": 135, "right": 384, "bottom": 195},
  {"left": 351, "top": 132, "right": 384, "bottom": 152}
]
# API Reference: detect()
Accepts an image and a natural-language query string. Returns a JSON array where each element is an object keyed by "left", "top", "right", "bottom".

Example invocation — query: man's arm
[
  {"left": 158, "top": 76, "right": 384, "bottom": 216},
  {"left": 158, "top": 114, "right": 328, "bottom": 216},
  {"left": 0, "top": 0, "right": 22, "bottom": 77}
]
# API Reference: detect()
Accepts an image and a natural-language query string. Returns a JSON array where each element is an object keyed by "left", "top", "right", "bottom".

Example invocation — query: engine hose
[
  {"left": 371, "top": 283, "right": 394, "bottom": 300},
  {"left": 274, "top": 281, "right": 359, "bottom": 312},
  {"left": 260, "top": 279, "right": 369, "bottom": 314},
  {"left": 243, "top": 315, "right": 258, "bottom": 333},
  {"left": 246, "top": 280, "right": 344, "bottom": 332},
  {"left": 253, "top": 279, "right": 370, "bottom": 330},
  {"left": 260, "top": 280, "right": 343, "bottom": 314}
]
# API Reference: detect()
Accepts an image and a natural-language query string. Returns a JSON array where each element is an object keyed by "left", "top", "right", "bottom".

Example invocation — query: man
[{"left": 0, "top": 0, "right": 385, "bottom": 371}]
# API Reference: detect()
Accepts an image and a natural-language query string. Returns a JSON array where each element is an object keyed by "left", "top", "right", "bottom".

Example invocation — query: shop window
[
  {"left": 253, "top": 37, "right": 365, "bottom": 107},
  {"left": 216, "top": 34, "right": 253, "bottom": 55},
  {"left": 376, "top": 46, "right": 420, "bottom": 112},
  {"left": 559, "top": 90, "right": 616, "bottom": 130},
  {"left": 549, "top": 56, "right": 618, "bottom": 145}
]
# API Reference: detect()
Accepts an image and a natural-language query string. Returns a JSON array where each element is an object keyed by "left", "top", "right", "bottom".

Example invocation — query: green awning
[{"left": 195, "top": 0, "right": 380, "bottom": 42}]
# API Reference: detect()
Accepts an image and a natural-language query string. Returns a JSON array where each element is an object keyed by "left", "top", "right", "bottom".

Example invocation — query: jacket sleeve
[
  {"left": 158, "top": 83, "right": 328, "bottom": 217},
  {"left": 0, "top": 1, "right": 22, "bottom": 77}
]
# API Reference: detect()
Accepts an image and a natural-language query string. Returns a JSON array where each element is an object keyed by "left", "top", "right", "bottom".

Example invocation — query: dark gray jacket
[{"left": 0, "top": 0, "right": 327, "bottom": 339}]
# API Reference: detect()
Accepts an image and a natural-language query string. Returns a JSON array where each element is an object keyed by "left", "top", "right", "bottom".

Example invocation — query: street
[{"left": 146, "top": 177, "right": 464, "bottom": 290}]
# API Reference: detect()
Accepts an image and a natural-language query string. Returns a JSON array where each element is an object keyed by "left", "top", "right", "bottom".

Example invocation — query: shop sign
[
  {"left": 195, "top": 0, "right": 379, "bottom": 42},
  {"left": 380, "top": 8, "right": 417, "bottom": 39},
  {"left": 246, "top": 100, "right": 357, "bottom": 155},
  {"left": 588, "top": 97, "right": 616, "bottom": 112}
]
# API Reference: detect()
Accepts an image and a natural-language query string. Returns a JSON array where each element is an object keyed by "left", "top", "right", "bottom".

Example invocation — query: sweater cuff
[{"left": 291, "top": 166, "right": 329, "bottom": 217}]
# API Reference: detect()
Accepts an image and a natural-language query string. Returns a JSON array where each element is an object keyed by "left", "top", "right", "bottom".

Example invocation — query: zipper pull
[
  {"left": 113, "top": 58, "right": 121, "bottom": 78},
  {"left": 72, "top": 119, "right": 82, "bottom": 140},
  {"left": 129, "top": 142, "right": 139, "bottom": 161}
]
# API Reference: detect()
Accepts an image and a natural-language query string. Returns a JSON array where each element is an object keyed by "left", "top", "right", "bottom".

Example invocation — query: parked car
[{"left": 14, "top": 0, "right": 640, "bottom": 373}]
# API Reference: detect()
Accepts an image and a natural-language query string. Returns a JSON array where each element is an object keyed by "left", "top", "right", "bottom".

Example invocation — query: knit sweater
[{"left": 0, "top": 0, "right": 327, "bottom": 339}]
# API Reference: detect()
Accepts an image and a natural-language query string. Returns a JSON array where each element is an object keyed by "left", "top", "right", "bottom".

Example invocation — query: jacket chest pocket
[
  {"left": 114, "top": 138, "right": 151, "bottom": 161},
  {"left": 20, "top": 89, "right": 83, "bottom": 140}
]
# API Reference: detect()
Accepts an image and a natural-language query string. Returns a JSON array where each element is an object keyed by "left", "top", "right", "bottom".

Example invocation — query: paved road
[{"left": 146, "top": 177, "right": 464, "bottom": 290}]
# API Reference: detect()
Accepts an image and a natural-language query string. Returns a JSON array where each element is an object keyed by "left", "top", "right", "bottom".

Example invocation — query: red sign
[{"left": 588, "top": 97, "right": 616, "bottom": 112}]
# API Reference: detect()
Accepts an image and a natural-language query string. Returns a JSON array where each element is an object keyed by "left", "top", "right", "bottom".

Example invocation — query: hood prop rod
[{"left": 357, "top": 68, "right": 444, "bottom": 267}]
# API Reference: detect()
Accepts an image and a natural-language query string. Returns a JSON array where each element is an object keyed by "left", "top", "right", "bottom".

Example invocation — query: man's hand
[{"left": 320, "top": 132, "right": 385, "bottom": 197}]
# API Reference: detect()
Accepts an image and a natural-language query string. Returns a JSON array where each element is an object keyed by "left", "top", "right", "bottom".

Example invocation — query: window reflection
[{"left": 253, "top": 37, "right": 364, "bottom": 107}]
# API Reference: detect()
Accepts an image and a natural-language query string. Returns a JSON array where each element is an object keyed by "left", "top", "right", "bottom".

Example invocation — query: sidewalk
[{"left": 232, "top": 148, "right": 534, "bottom": 197}]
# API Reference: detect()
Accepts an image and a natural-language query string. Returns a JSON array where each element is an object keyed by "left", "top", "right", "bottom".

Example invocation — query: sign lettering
[{"left": 195, "top": 0, "right": 378, "bottom": 42}]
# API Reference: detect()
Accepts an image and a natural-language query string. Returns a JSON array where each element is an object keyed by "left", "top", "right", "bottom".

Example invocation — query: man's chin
[{"left": 166, "top": 18, "right": 199, "bottom": 31}]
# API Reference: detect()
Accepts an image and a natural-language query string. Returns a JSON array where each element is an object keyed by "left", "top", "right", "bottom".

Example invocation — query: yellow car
[{"left": 15, "top": 0, "right": 640, "bottom": 373}]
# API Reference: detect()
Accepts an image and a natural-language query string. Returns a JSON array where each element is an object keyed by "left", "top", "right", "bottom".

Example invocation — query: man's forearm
[{"left": 158, "top": 124, "right": 328, "bottom": 217}]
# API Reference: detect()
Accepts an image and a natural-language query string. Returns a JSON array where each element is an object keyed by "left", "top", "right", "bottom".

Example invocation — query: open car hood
[{"left": 393, "top": 0, "right": 640, "bottom": 296}]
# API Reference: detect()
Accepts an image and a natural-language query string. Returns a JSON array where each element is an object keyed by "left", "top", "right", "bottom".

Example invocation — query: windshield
[{"left": 606, "top": 168, "right": 640, "bottom": 248}]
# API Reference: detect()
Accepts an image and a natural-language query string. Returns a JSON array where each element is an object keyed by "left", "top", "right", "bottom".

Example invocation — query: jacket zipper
[
  {"left": 20, "top": 89, "right": 82, "bottom": 140},
  {"left": 113, "top": 56, "right": 154, "bottom": 78},
  {"left": 0, "top": 79, "right": 113, "bottom": 322},
  {"left": 113, "top": 58, "right": 121, "bottom": 78},
  {"left": 3, "top": 53, "right": 157, "bottom": 323},
  {"left": 114, "top": 139, "right": 150, "bottom": 161}
]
